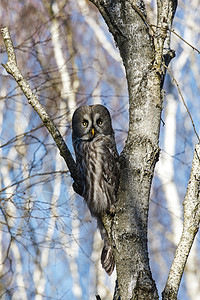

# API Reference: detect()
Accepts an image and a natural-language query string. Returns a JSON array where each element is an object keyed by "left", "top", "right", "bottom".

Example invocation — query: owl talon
[{"left": 72, "top": 181, "right": 83, "bottom": 196}]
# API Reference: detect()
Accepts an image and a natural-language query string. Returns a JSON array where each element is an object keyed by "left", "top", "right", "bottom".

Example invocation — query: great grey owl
[{"left": 72, "top": 104, "right": 120, "bottom": 275}]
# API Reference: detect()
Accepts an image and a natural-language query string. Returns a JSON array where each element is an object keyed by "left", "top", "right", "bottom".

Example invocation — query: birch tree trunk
[{"left": 89, "top": 1, "right": 177, "bottom": 299}]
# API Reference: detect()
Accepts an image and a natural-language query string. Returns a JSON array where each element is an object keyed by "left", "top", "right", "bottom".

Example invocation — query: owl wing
[{"left": 100, "top": 138, "right": 120, "bottom": 209}]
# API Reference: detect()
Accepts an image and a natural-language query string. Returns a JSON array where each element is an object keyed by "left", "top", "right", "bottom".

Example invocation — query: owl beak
[{"left": 91, "top": 128, "right": 95, "bottom": 136}]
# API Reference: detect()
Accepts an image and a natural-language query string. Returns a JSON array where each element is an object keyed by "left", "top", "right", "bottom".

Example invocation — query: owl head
[{"left": 72, "top": 104, "right": 114, "bottom": 141}]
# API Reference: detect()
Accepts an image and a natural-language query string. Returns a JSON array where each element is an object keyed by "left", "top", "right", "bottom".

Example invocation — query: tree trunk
[{"left": 89, "top": 1, "right": 177, "bottom": 299}]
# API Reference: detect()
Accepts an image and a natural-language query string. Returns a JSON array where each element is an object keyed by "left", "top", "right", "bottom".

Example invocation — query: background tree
[{"left": 0, "top": 0, "right": 200, "bottom": 299}]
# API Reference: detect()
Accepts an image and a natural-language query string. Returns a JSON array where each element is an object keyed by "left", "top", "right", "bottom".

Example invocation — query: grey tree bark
[{"left": 89, "top": 0, "right": 177, "bottom": 299}]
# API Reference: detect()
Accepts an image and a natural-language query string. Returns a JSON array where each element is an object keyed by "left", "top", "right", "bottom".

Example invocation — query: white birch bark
[
  {"left": 157, "top": 94, "right": 182, "bottom": 246},
  {"left": 9, "top": 241, "right": 28, "bottom": 300},
  {"left": 90, "top": 230, "right": 116, "bottom": 300},
  {"left": 33, "top": 3, "right": 83, "bottom": 295},
  {"left": 0, "top": 92, "right": 28, "bottom": 299},
  {"left": 33, "top": 158, "right": 65, "bottom": 299},
  {"left": 78, "top": 0, "right": 123, "bottom": 66},
  {"left": 33, "top": 2, "right": 80, "bottom": 293},
  {"left": 50, "top": 2, "right": 83, "bottom": 297},
  {"left": 50, "top": 0, "right": 76, "bottom": 118},
  {"left": 67, "top": 200, "right": 83, "bottom": 299}
]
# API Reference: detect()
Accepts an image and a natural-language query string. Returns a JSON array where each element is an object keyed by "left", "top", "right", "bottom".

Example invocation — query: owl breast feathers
[{"left": 72, "top": 104, "right": 120, "bottom": 275}]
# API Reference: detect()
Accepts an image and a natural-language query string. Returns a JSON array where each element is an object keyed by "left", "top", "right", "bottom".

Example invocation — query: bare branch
[
  {"left": 152, "top": 25, "right": 200, "bottom": 55},
  {"left": 162, "top": 144, "right": 200, "bottom": 299},
  {"left": 155, "top": 0, "right": 177, "bottom": 68},
  {"left": 169, "top": 29, "right": 200, "bottom": 54},
  {"left": 1, "top": 27, "right": 80, "bottom": 188}
]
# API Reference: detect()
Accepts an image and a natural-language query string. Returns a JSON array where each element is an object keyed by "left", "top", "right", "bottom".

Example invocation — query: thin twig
[
  {"left": 164, "top": 63, "right": 200, "bottom": 144},
  {"left": 152, "top": 25, "right": 200, "bottom": 55},
  {"left": 170, "top": 28, "right": 200, "bottom": 54},
  {"left": 1, "top": 27, "right": 80, "bottom": 185}
]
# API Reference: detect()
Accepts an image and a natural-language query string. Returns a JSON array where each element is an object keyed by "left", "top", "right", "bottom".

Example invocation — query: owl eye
[
  {"left": 97, "top": 119, "right": 103, "bottom": 126},
  {"left": 82, "top": 120, "right": 88, "bottom": 127}
]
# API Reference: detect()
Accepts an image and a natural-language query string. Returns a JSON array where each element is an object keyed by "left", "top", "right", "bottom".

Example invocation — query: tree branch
[
  {"left": 1, "top": 27, "right": 80, "bottom": 188},
  {"left": 162, "top": 144, "right": 200, "bottom": 300},
  {"left": 155, "top": 0, "right": 177, "bottom": 70}
]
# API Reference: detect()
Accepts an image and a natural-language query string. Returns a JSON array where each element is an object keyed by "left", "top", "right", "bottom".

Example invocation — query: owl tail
[
  {"left": 101, "top": 244, "right": 115, "bottom": 275},
  {"left": 97, "top": 216, "right": 115, "bottom": 275}
]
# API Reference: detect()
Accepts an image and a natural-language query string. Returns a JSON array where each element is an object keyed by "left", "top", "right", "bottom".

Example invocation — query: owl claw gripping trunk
[{"left": 72, "top": 104, "right": 120, "bottom": 275}]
